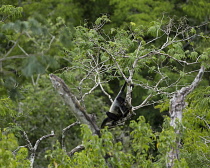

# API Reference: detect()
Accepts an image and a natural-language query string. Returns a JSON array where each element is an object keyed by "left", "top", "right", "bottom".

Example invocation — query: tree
[
  {"left": 48, "top": 16, "right": 210, "bottom": 167},
  {"left": 0, "top": 3, "right": 209, "bottom": 168}
]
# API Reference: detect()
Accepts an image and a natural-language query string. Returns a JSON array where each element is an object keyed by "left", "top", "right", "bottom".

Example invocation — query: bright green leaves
[
  {"left": 190, "top": 27, "right": 196, "bottom": 34},
  {"left": 147, "top": 21, "right": 161, "bottom": 37},
  {"left": 189, "top": 51, "right": 198, "bottom": 59},
  {"left": 44, "top": 105, "right": 209, "bottom": 168},
  {"left": 155, "top": 99, "right": 170, "bottom": 113},
  {"left": 167, "top": 42, "right": 185, "bottom": 60},
  {"left": 0, "top": 130, "right": 30, "bottom": 168},
  {"left": 95, "top": 15, "right": 111, "bottom": 26},
  {"left": 65, "top": 125, "right": 106, "bottom": 167},
  {"left": 0, "top": 5, "right": 23, "bottom": 21},
  {"left": 200, "top": 48, "right": 210, "bottom": 68},
  {"left": 63, "top": 22, "right": 135, "bottom": 78},
  {"left": 157, "top": 117, "right": 176, "bottom": 153},
  {"left": 79, "top": 125, "right": 133, "bottom": 168},
  {"left": 129, "top": 116, "right": 155, "bottom": 167},
  {"left": 0, "top": 98, "right": 17, "bottom": 117},
  {"left": 72, "top": 26, "right": 102, "bottom": 60},
  {"left": 181, "top": 87, "right": 210, "bottom": 168},
  {"left": 45, "top": 141, "right": 71, "bottom": 168}
]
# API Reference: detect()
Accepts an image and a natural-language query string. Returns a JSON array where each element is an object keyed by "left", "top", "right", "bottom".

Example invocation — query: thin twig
[{"left": 62, "top": 121, "right": 80, "bottom": 151}]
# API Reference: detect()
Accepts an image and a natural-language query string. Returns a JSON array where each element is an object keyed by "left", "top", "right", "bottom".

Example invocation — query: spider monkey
[{"left": 101, "top": 82, "right": 131, "bottom": 128}]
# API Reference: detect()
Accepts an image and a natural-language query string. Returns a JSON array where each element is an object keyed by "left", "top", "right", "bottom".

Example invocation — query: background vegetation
[{"left": 0, "top": 0, "right": 209, "bottom": 167}]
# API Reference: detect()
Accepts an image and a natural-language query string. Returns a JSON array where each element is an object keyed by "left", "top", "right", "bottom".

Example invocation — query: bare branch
[
  {"left": 22, "top": 131, "right": 33, "bottom": 150},
  {"left": 22, "top": 130, "right": 55, "bottom": 168},
  {"left": 98, "top": 76, "right": 113, "bottom": 103},
  {"left": 30, "top": 131, "right": 55, "bottom": 168},
  {"left": 49, "top": 74, "right": 100, "bottom": 136},
  {"left": 167, "top": 66, "right": 205, "bottom": 168},
  {"left": 13, "top": 145, "right": 28, "bottom": 156},
  {"left": 133, "top": 76, "right": 166, "bottom": 110},
  {"left": 67, "top": 145, "right": 85, "bottom": 157},
  {"left": 62, "top": 121, "right": 80, "bottom": 151},
  {"left": 34, "top": 131, "right": 55, "bottom": 151},
  {"left": 81, "top": 83, "right": 99, "bottom": 100},
  {"left": 3, "top": 37, "right": 20, "bottom": 59},
  {"left": 99, "top": 46, "right": 127, "bottom": 80},
  {"left": 154, "top": 51, "right": 200, "bottom": 65},
  {"left": 196, "top": 116, "right": 210, "bottom": 130},
  {"left": 169, "top": 66, "right": 205, "bottom": 128}
]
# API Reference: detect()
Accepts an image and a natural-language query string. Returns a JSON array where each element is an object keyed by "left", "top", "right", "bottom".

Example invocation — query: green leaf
[{"left": 22, "top": 56, "right": 45, "bottom": 77}]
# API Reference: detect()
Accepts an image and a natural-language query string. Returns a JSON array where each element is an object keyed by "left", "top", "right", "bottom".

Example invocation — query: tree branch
[
  {"left": 62, "top": 121, "right": 80, "bottom": 151},
  {"left": 22, "top": 130, "right": 55, "bottom": 168},
  {"left": 167, "top": 66, "right": 205, "bottom": 168},
  {"left": 49, "top": 74, "right": 100, "bottom": 136},
  {"left": 67, "top": 144, "right": 85, "bottom": 156}
]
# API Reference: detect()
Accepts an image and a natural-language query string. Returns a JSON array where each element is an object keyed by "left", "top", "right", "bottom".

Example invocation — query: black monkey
[{"left": 101, "top": 82, "right": 130, "bottom": 128}]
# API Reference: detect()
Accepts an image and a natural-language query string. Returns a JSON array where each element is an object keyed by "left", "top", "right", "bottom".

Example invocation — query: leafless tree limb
[
  {"left": 22, "top": 130, "right": 55, "bottom": 168},
  {"left": 49, "top": 74, "right": 100, "bottom": 136},
  {"left": 13, "top": 145, "right": 28, "bottom": 156},
  {"left": 3, "top": 37, "right": 20, "bottom": 59},
  {"left": 30, "top": 131, "right": 55, "bottom": 168},
  {"left": 22, "top": 130, "right": 33, "bottom": 150},
  {"left": 167, "top": 66, "right": 205, "bottom": 168},
  {"left": 62, "top": 121, "right": 80, "bottom": 151},
  {"left": 67, "top": 144, "right": 85, "bottom": 157}
]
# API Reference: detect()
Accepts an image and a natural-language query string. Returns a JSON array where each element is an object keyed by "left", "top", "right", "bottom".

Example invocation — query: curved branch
[{"left": 67, "top": 145, "right": 85, "bottom": 157}]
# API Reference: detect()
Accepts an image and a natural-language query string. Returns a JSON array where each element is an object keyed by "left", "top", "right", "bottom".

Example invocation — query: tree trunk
[{"left": 167, "top": 66, "right": 205, "bottom": 167}]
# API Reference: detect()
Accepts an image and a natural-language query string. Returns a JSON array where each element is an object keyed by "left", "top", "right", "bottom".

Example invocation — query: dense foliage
[{"left": 0, "top": 1, "right": 209, "bottom": 167}]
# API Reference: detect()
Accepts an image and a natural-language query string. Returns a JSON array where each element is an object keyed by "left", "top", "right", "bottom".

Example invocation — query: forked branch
[{"left": 49, "top": 74, "right": 100, "bottom": 136}]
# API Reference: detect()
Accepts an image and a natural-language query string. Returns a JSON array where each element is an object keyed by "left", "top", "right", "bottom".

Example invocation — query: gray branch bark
[
  {"left": 62, "top": 121, "right": 80, "bottom": 151},
  {"left": 67, "top": 145, "right": 85, "bottom": 156},
  {"left": 22, "top": 130, "right": 55, "bottom": 168},
  {"left": 167, "top": 66, "right": 205, "bottom": 168},
  {"left": 49, "top": 74, "right": 100, "bottom": 136}
]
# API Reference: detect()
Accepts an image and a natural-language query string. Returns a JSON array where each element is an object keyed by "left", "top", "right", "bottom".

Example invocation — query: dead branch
[
  {"left": 67, "top": 144, "right": 85, "bottom": 157},
  {"left": 22, "top": 130, "right": 55, "bottom": 168},
  {"left": 167, "top": 66, "right": 205, "bottom": 168},
  {"left": 62, "top": 121, "right": 80, "bottom": 151},
  {"left": 169, "top": 66, "right": 205, "bottom": 128},
  {"left": 49, "top": 74, "right": 100, "bottom": 136}
]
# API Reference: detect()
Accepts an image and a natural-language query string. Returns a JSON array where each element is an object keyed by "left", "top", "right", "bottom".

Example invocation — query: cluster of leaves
[
  {"left": 181, "top": 87, "right": 210, "bottom": 167},
  {"left": 0, "top": 5, "right": 22, "bottom": 21},
  {"left": 46, "top": 116, "right": 194, "bottom": 167},
  {"left": 0, "top": 130, "right": 30, "bottom": 168}
]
